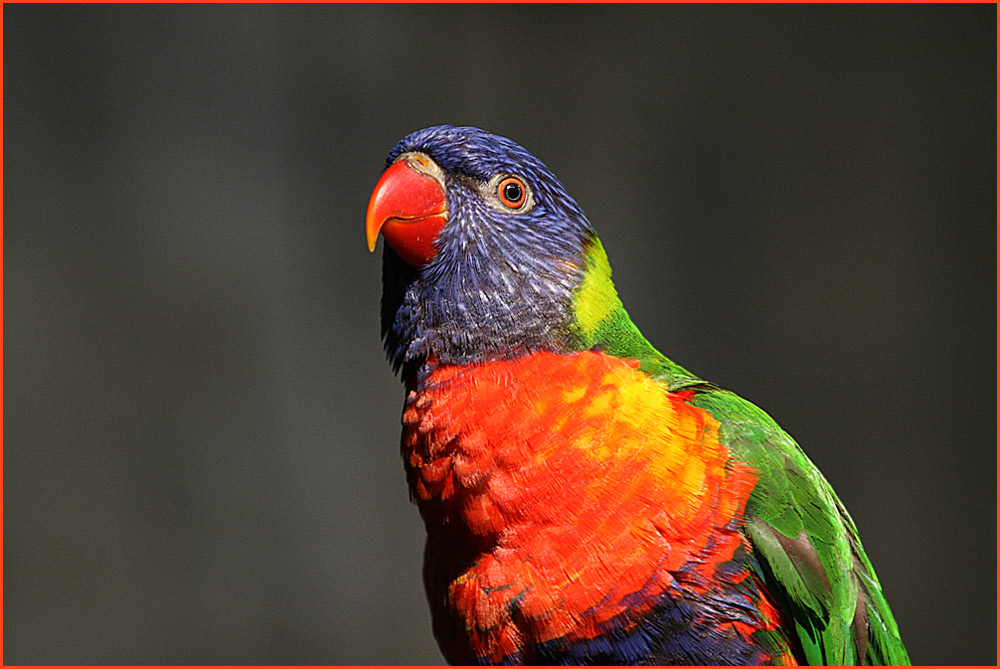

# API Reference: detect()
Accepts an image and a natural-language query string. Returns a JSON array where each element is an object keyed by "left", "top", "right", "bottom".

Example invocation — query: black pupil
[{"left": 504, "top": 181, "right": 523, "bottom": 204}]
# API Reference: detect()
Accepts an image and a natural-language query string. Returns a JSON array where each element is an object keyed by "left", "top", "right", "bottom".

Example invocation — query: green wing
[
  {"left": 687, "top": 387, "right": 910, "bottom": 665},
  {"left": 595, "top": 337, "right": 909, "bottom": 663},
  {"left": 572, "top": 239, "right": 909, "bottom": 665}
]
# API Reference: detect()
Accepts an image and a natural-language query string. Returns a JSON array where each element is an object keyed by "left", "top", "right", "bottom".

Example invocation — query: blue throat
[{"left": 380, "top": 237, "right": 585, "bottom": 379}]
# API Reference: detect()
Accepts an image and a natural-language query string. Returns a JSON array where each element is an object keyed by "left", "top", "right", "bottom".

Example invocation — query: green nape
[{"left": 569, "top": 236, "right": 698, "bottom": 387}]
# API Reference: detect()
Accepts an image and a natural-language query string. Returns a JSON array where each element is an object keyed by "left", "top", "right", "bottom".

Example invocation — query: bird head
[{"left": 366, "top": 125, "right": 623, "bottom": 376}]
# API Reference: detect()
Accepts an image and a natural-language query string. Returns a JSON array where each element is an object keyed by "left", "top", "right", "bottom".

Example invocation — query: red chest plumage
[{"left": 401, "top": 351, "right": 763, "bottom": 663}]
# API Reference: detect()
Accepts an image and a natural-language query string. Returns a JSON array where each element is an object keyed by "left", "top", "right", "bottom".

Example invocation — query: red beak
[{"left": 365, "top": 158, "right": 448, "bottom": 269}]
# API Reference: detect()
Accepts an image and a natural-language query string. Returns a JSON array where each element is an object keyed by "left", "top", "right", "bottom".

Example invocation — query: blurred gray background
[{"left": 5, "top": 4, "right": 995, "bottom": 665}]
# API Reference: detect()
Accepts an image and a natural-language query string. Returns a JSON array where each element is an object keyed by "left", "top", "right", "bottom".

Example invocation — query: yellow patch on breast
[{"left": 405, "top": 350, "right": 758, "bottom": 661}]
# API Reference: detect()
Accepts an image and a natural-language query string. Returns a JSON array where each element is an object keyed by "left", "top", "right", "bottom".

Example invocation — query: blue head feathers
[{"left": 376, "top": 125, "right": 599, "bottom": 375}]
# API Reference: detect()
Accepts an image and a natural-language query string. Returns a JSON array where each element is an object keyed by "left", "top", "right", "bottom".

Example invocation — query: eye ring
[{"left": 497, "top": 176, "right": 528, "bottom": 209}]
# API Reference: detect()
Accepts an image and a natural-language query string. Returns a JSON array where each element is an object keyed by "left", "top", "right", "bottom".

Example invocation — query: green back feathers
[
  {"left": 568, "top": 237, "right": 910, "bottom": 665},
  {"left": 693, "top": 390, "right": 909, "bottom": 665}
]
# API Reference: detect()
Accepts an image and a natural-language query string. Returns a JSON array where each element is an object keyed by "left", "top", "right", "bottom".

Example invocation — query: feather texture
[
  {"left": 405, "top": 352, "right": 795, "bottom": 664},
  {"left": 369, "top": 125, "right": 909, "bottom": 665}
]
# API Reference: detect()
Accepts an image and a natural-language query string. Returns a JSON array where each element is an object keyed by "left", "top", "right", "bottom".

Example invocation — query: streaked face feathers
[{"left": 376, "top": 126, "right": 601, "bottom": 373}]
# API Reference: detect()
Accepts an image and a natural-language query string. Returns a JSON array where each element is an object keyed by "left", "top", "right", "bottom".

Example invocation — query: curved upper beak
[{"left": 365, "top": 157, "right": 448, "bottom": 268}]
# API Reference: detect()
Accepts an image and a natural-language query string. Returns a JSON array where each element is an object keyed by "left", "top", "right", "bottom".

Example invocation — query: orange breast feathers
[{"left": 402, "top": 351, "right": 758, "bottom": 657}]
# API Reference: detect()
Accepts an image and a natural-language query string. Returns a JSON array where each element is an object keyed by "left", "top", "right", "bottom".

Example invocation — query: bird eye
[{"left": 498, "top": 177, "right": 527, "bottom": 209}]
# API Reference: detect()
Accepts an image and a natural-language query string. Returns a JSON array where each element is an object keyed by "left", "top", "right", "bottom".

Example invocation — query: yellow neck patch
[{"left": 573, "top": 239, "right": 622, "bottom": 336}]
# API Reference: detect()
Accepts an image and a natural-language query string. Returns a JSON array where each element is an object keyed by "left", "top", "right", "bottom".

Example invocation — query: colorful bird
[{"left": 365, "top": 125, "right": 909, "bottom": 666}]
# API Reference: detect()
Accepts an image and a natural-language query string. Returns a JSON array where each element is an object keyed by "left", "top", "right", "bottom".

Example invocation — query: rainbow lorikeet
[{"left": 365, "top": 125, "right": 909, "bottom": 666}]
